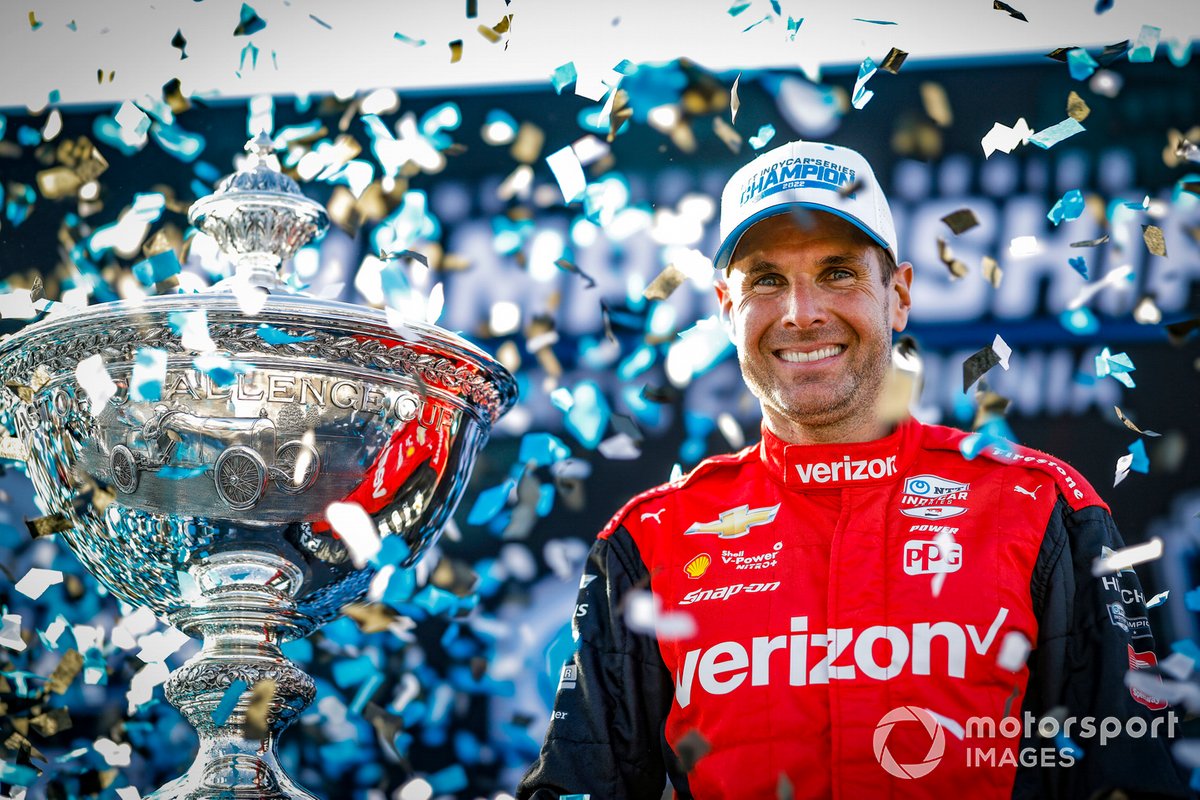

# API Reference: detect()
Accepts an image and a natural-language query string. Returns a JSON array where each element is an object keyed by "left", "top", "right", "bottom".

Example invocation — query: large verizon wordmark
[{"left": 795, "top": 455, "right": 897, "bottom": 484}]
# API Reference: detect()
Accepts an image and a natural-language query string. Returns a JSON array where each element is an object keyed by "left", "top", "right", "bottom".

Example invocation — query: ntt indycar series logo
[{"left": 739, "top": 157, "right": 857, "bottom": 206}]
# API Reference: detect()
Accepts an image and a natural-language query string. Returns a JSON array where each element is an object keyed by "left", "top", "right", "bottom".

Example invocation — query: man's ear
[
  {"left": 714, "top": 276, "right": 735, "bottom": 336},
  {"left": 890, "top": 261, "right": 914, "bottom": 333}
]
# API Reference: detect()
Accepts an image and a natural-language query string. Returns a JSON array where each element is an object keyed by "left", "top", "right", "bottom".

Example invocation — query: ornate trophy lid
[{"left": 188, "top": 133, "right": 330, "bottom": 290}]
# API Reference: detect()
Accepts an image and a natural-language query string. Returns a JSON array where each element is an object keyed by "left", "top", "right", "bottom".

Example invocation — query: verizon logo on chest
[{"left": 794, "top": 454, "right": 897, "bottom": 484}]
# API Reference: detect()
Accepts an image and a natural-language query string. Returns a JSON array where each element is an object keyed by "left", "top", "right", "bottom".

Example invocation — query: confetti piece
[
  {"left": 981, "top": 117, "right": 1033, "bottom": 158},
  {"left": 1142, "top": 224, "right": 1167, "bottom": 257},
  {"left": 1129, "top": 24, "right": 1161, "bottom": 62},
  {"left": 920, "top": 82, "right": 952, "bottom": 127},
  {"left": 171, "top": 29, "right": 188, "bottom": 59},
  {"left": 94, "top": 738, "right": 132, "bottom": 767},
  {"left": 1070, "top": 234, "right": 1109, "bottom": 247},
  {"left": 1165, "top": 317, "right": 1200, "bottom": 345},
  {"left": 243, "top": 678, "right": 276, "bottom": 740},
  {"left": 1092, "top": 537, "right": 1163, "bottom": 575},
  {"left": 132, "top": 249, "right": 182, "bottom": 285},
  {"left": 545, "top": 145, "right": 586, "bottom": 203},
  {"left": 255, "top": 324, "right": 314, "bottom": 345},
  {"left": 786, "top": 16, "right": 803, "bottom": 39},
  {"left": 135, "top": 626, "right": 190, "bottom": 663},
  {"left": 1127, "top": 438, "right": 1150, "bottom": 473},
  {"left": 963, "top": 346, "right": 1001, "bottom": 392},
  {"left": 625, "top": 590, "right": 696, "bottom": 640},
  {"left": 168, "top": 309, "right": 217, "bottom": 352},
  {"left": 936, "top": 237, "right": 969, "bottom": 278},
  {"left": 1029, "top": 118, "right": 1085, "bottom": 149},
  {"left": 1047, "top": 189, "right": 1085, "bottom": 226},
  {"left": 643, "top": 264, "right": 687, "bottom": 301},
  {"left": 393, "top": 32, "right": 426, "bottom": 47},
  {"left": 997, "top": 631, "right": 1031, "bottom": 671},
  {"left": 14, "top": 567, "right": 63, "bottom": 600},
  {"left": 880, "top": 47, "right": 908, "bottom": 74},
  {"left": 126, "top": 661, "right": 170, "bottom": 713},
  {"left": 1067, "top": 91, "right": 1090, "bottom": 121},
  {"left": 1068, "top": 256, "right": 1089, "bottom": 280},
  {"left": 728, "top": 1, "right": 751, "bottom": 16},
  {"left": 1147, "top": 591, "right": 1170, "bottom": 608},
  {"left": 326, "top": 501, "right": 381, "bottom": 568},
  {"left": 730, "top": 73, "right": 741, "bottom": 124},
  {"left": 193, "top": 353, "right": 253, "bottom": 389},
  {"left": 1, "top": 614, "right": 26, "bottom": 651},
  {"left": 555, "top": 258, "right": 596, "bottom": 288},
  {"left": 47, "top": 649, "right": 83, "bottom": 694},
  {"left": 1114, "top": 406, "right": 1161, "bottom": 437},
  {"left": 75, "top": 354, "right": 117, "bottom": 415},
  {"left": 233, "top": 3, "right": 266, "bottom": 36},
  {"left": 712, "top": 116, "right": 742, "bottom": 153},
  {"left": 993, "top": 0, "right": 1028, "bottom": 21},
  {"left": 449, "top": 39, "right": 463, "bottom": 63},
  {"left": 1132, "top": 295, "right": 1162, "bottom": 325},
  {"left": 749, "top": 123, "right": 775, "bottom": 150},
  {"left": 25, "top": 513, "right": 72, "bottom": 538},
  {"left": 309, "top": 13, "right": 332, "bottom": 29},
  {"left": 851, "top": 57, "right": 877, "bottom": 110},
  {"left": 941, "top": 208, "right": 979, "bottom": 234},
  {"left": 1067, "top": 48, "right": 1099, "bottom": 80}
]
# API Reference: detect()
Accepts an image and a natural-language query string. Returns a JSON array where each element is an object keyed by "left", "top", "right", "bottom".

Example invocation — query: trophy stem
[{"left": 151, "top": 555, "right": 319, "bottom": 800}]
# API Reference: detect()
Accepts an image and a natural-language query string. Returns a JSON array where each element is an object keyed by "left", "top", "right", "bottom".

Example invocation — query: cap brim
[{"left": 713, "top": 203, "right": 894, "bottom": 273}]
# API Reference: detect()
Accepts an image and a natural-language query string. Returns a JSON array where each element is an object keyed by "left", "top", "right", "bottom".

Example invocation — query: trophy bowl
[{"left": 0, "top": 137, "right": 518, "bottom": 798}]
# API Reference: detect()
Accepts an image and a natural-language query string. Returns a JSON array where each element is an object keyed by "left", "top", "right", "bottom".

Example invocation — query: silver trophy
[{"left": 0, "top": 134, "right": 517, "bottom": 798}]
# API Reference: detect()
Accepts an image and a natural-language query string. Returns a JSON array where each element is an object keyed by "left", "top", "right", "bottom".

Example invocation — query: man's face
[{"left": 714, "top": 211, "right": 913, "bottom": 441}]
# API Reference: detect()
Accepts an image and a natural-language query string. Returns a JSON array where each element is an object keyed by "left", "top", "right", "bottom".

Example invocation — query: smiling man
[{"left": 517, "top": 141, "right": 1188, "bottom": 799}]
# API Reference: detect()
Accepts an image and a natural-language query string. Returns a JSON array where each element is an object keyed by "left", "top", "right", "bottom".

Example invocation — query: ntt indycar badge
[{"left": 900, "top": 473, "right": 970, "bottom": 518}]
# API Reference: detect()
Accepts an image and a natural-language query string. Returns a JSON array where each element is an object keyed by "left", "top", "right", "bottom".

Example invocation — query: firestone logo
[{"left": 873, "top": 706, "right": 946, "bottom": 779}]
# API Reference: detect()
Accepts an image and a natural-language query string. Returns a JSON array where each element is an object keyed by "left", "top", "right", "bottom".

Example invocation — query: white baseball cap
[{"left": 713, "top": 140, "right": 898, "bottom": 273}]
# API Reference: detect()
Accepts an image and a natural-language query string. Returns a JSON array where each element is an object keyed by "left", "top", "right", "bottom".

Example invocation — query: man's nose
[{"left": 780, "top": 281, "right": 827, "bottom": 328}]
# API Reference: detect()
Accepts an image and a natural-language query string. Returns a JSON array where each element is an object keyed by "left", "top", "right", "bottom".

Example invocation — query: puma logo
[
  {"left": 641, "top": 509, "right": 665, "bottom": 524},
  {"left": 1013, "top": 484, "right": 1041, "bottom": 499}
]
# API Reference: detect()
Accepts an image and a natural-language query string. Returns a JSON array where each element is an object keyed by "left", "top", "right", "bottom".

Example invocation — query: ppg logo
[{"left": 903, "top": 540, "right": 963, "bottom": 575}]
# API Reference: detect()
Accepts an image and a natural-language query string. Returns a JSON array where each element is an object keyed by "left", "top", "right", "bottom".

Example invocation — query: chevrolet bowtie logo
[{"left": 684, "top": 504, "right": 781, "bottom": 539}]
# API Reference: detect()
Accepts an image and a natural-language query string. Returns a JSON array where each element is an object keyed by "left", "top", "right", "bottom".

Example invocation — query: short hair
[{"left": 876, "top": 246, "right": 898, "bottom": 285}]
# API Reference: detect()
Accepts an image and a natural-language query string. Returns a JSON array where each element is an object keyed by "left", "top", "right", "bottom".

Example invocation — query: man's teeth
[{"left": 778, "top": 346, "right": 841, "bottom": 363}]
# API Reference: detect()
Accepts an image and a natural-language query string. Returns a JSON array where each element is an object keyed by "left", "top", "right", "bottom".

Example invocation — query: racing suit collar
[{"left": 760, "top": 416, "right": 921, "bottom": 489}]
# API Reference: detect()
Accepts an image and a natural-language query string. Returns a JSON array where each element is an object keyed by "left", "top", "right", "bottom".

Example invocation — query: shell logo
[{"left": 684, "top": 553, "right": 711, "bottom": 579}]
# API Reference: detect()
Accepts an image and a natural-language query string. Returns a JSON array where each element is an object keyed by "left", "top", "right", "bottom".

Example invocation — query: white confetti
[
  {"left": 0, "top": 614, "right": 26, "bottom": 652},
  {"left": 598, "top": 432, "right": 641, "bottom": 460},
  {"left": 545, "top": 145, "right": 587, "bottom": 204},
  {"left": 1114, "top": 452, "right": 1134, "bottom": 486},
  {"left": 116, "top": 787, "right": 142, "bottom": 800},
  {"left": 625, "top": 590, "right": 696, "bottom": 641},
  {"left": 425, "top": 282, "right": 444, "bottom": 324},
  {"left": 94, "top": 737, "right": 132, "bottom": 767},
  {"left": 135, "top": 626, "right": 190, "bottom": 663},
  {"left": 1091, "top": 537, "right": 1164, "bottom": 575},
  {"left": 112, "top": 606, "right": 159, "bottom": 649},
  {"left": 1146, "top": 590, "right": 1170, "bottom": 608},
  {"left": 326, "top": 501, "right": 381, "bottom": 568},
  {"left": 730, "top": 73, "right": 742, "bottom": 124},
  {"left": 571, "top": 134, "right": 610, "bottom": 166},
  {"left": 1066, "top": 265, "right": 1135, "bottom": 311},
  {"left": 991, "top": 334, "right": 1012, "bottom": 370},
  {"left": 996, "top": 631, "right": 1031, "bottom": 672},
  {"left": 981, "top": 117, "right": 1033, "bottom": 158},
  {"left": 0, "top": 289, "right": 41, "bottom": 319},
  {"left": 14, "top": 567, "right": 63, "bottom": 600},
  {"left": 717, "top": 413, "right": 745, "bottom": 449},
  {"left": 40, "top": 615, "right": 69, "bottom": 649},
  {"left": 1161, "top": 652, "right": 1195, "bottom": 681},
  {"left": 126, "top": 661, "right": 170, "bottom": 714},
  {"left": 75, "top": 354, "right": 117, "bottom": 416},
  {"left": 398, "top": 778, "right": 433, "bottom": 800},
  {"left": 1008, "top": 235, "right": 1040, "bottom": 257}
]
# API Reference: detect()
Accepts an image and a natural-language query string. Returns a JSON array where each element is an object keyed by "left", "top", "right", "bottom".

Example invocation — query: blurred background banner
[{"left": 0, "top": 1, "right": 1197, "bottom": 797}]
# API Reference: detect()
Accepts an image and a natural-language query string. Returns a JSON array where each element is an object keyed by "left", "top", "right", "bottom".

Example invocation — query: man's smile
[{"left": 774, "top": 344, "right": 846, "bottom": 364}]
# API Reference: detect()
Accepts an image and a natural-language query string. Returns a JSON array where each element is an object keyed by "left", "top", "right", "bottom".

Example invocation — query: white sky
[{"left": 1, "top": 0, "right": 1197, "bottom": 110}]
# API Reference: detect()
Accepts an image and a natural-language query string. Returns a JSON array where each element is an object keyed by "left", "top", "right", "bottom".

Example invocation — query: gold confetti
[
  {"left": 936, "top": 237, "right": 969, "bottom": 278},
  {"left": 993, "top": 0, "right": 1028, "bottom": 21},
  {"left": 941, "top": 208, "right": 979, "bottom": 234},
  {"left": 477, "top": 24, "right": 501, "bottom": 42},
  {"left": 608, "top": 89, "right": 632, "bottom": 143},
  {"left": 29, "top": 708, "right": 72, "bottom": 737},
  {"left": 26, "top": 513, "right": 72, "bottom": 539},
  {"left": 713, "top": 116, "right": 742, "bottom": 153},
  {"left": 47, "top": 650, "right": 83, "bottom": 695},
  {"left": 920, "top": 82, "right": 953, "bottom": 127},
  {"left": 880, "top": 47, "right": 908, "bottom": 74},
  {"left": 510, "top": 122, "right": 544, "bottom": 164},
  {"left": 449, "top": 39, "right": 463, "bottom": 63},
  {"left": 1141, "top": 224, "right": 1167, "bottom": 257},
  {"left": 982, "top": 256, "right": 1002, "bottom": 288},
  {"left": 1114, "top": 406, "right": 1161, "bottom": 437},
  {"left": 36, "top": 167, "right": 82, "bottom": 200},
  {"left": 1066, "top": 91, "right": 1090, "bottom": 121},
  {"left": 343, "top": 603, "right": 399, "bottom": 634},
  {"left": 643, "top": 264, "right": 687, "bottom": 301},
  {"left": 243, "top": 678, "right": 277, "bottom": 740}
]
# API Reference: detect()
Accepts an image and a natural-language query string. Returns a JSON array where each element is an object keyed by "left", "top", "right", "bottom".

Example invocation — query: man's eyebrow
[{"left": 736, "top": 253, "right": 871, "bottom": 276}]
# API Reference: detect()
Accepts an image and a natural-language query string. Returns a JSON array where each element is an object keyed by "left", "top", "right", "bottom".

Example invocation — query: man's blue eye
[{"left": 753, "top": 274, "right": 783, "bottom": 287}]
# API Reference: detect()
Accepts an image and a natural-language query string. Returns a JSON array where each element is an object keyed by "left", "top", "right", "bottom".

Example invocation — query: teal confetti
[
  {"left": 728, "top": 1, "right": 751, "bottom": 15},
  {"left": 212, "top": 679, "right": 247, "bottom": 726},
  {"left": 255, "top": 324, "right": 314, "bottom": 345},
  {"left": 517, "top": 432, "right": 571, "bottom": 467},
  {"left": 467, "top": 480, "right": 515, "bottom": 525},
  {"left": 853, "top": 18, "right": 897, "bottom": 24},
  {"left": 234, "top": 3, "right": 266, "bottom": 36},
  {"left": 150, "top": 122, "right": 206, "bottom": 162},
  {"left": 428, "top": 765, "right": 468, "bottom": 794},
  {"left": 1185, "top": 588, "right": 1200, "bottom": 613},
  {"left": 238, "top": 41, "right": 260, "bottom": 72},
  {"left": 563, "top": 380, "right": 611, "bottom": 449},
  {"left": 851, "top": 56, "right": 878, "bottom": 109},
  {"left": 393, "top": 31, "right": 426, "bottom": 46},
  {"left": 1095, "top": 346, "right": 1136, "bottom": 387},
  {"left": 749, "top": 123, "right": 776, "bottom": 150},
  {"left": 1055, "top": 733, "right": 1083, "bottom": 759},
  {"left": 1067, "top": 48, "right": 1098, "bottom": 80},
  {"left": 551, "top": 62, "right": 577, "bottom": 94},
  {"left": 1127, "top": 439, "right": 1149, "bottom": 473},
  {"left": 158, "top": 466, "right": 209, "bottom": 480},
  {"left": 1128, "top": 24, "right": 1161, "bottom": 62},
  {"left": 131, "top": 347, "right": 168, "bottom": 402},
  {"left": 786, "top": 16, "right": 803, "bottom": 39},
  {"left": 1030, "top": 117, "right": 1085, "bottom": 149},
  {"left": 1068, "top": 256, "right": 1088, "bottom": 279},
  {"left": 193, "top": 353, "right": 253, "bottom": 388},
  {"left": 1047, "top": 188, "right": 1085, "bottom": 225},
  {"left": 132, "top": 250, "right": 181, "bottom": 286}
]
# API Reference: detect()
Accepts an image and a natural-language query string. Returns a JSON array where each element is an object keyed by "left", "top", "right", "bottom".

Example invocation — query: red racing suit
[{"left": 518, "top": 417, "right": 1189, "bottom": 799}]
